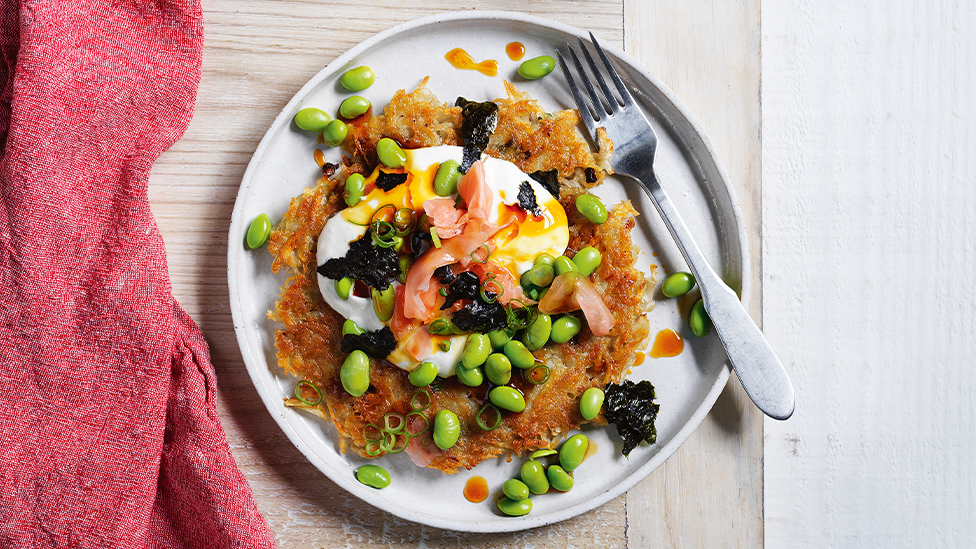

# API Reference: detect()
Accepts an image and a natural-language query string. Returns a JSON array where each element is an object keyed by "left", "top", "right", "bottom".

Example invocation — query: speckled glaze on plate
[{"left": 228, "top": 11, "right": 746, "bottom": 533}]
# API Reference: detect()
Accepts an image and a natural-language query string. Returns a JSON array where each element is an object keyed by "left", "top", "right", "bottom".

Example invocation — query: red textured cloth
[{"left": 0, "top": 0, "right": 276, "bottom": 547}]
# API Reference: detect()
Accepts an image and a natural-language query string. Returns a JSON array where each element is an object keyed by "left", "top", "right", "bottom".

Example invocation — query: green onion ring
[
  {"left": 411, "top": 389, "right": 431, "bottom": 411},
  {"left": 383, "top": 412, "right": 406, "bottom": 433},
  {"left": 379, "top": 431, "right": 396, "bottom": 452},
  {"left": 476, "top": 403, "right": 502, "bottom": 431},
  {"left": 526, "top": 364, "right": 551, "bottom": 385},
  {"left": 419, "top": 435, "right": 433, "bottom": 447},
  {"left": 371, "top": 221, "right": 397, "bottom": 248},
  {"left": 370, "top": 204, "right": 397, "bottom": 226},
  {"left": 295, "top": 381, "right": 323, "bottom": 406},
  {"left": 362, "top": 423, "right": 384, "bottom": 442},
  {"left": 470, "top": 243, "right": 491, "bottom": 264},
  {"left": 365, "top": 440, "right": 384, "bottom": 456},
  {"left": 480, "top": 277, "right": 504, "bottom": 303},
  {"left": 405, "top": 411, "right": 430, "bottom": 436},
  {"left": 430, "top": 227, "right": 441, "bottom": 248},
  {"left": 388, "top": 432, "right": 410, "bottom": 454}
]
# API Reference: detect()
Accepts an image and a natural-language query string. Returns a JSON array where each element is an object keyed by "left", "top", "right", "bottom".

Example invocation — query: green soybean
[
  {"left": 534, "top": 253, "right": 556, "bottom": 267},
  {"left": 408, "top": 361, "right": 438, "bottom": 387},
  {"left": 294, "top": 107, "right": 332, "bottom": 132},
  {"left": 433, "top": 159, "right": 461, "bottom": 196},
  {"left": 576, "top": 194, "right": 608, "bottom": 224},
  {"left": 547, "top": 465, "right": 574, "bottom": 492},
  {"left": 344, "top": 173, "right": 366, "bottom": 207},
  {"left": 489, "top": 386, "right": 526, "bottom": 413},
  {"left": 376, "top": 137, "right": 406, "bottom": 168},
  {"left": 550, "top": 315, "right": 581, "bottom": 344},
  {"left": 484, "top": 353, "right": 512, "bottom": 385},
  {"left": 334, "top": 277, "right": 354, "bottom": 300},
  {"left": 502, "top": 478, "right": 530, "bottom": 501},
  {"left": 339, "top": 95, "right": 370, "bottom": 119},
  {"left": 456, "top": 365, "right": 484, "bottom": 387},
  {"left": 530, "top": 448, "right": 557, "bottom": 459},
  {"left": 559, "top": 434, "right": 589, "bottom": 472},
  {"left": 323, "top": 119, "right": 348, "bottom": 147},
  {"left": 523, "top": 312, "right": 552, "bottom": 351},
  {"left": 340, "top": 65, "right": 376, "bottom": 92},
  {"left": 340, "top": 350, "right": 370, "bottom": 397},
  {"left": 522, "top": 264, "right": 554, "bottom": 288},
  {"left": 356, "top": 464, "right": 391, "bottom": 488},
  {"left": 518, "top": 55, "right": 557, "bottom": 80},
  {"left": 689, "top": 299, "right": 712, "bottom": 337},
  {"left": 371, "top": 285, "right": 395, "bottom": 322},
  {"left": 662, "top": 271, "right": 696, "bottom": 297},
  {"left": 497, "top": 496, "right": 532, "bottom": 517},
  {"left": 503, "top": 340, "right": 536, "bottom": 370},
  {"left": 579, "top": 387, "right": 605, "bottom": 420},
  {"left": 553, "top": 256, "right": 579, "bottom": 276},
  {"left": 520, "top": 459, "right": 549, "bottom": 494},
  {"left": 462, "top": 333, "right": 491, "bottom": 369},
  {"left": 342, "top": 319, "right": 364, "bottom": 336},
  {"left": 488, "top": 329, "right": 510, "bottom": 349},
  {"left": 573, "top": 247, "right": 602, "bottom": 277},
  {"left": 433, "top": 409, "right": 461, "bottom": 450},
  {"left": 246, "top": 213, "right": 271, "bottom": 249}
]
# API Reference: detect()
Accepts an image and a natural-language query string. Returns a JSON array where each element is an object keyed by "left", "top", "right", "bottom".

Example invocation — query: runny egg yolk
[{"left": 316, "top": 145, "right": 568, "bottom": 377}]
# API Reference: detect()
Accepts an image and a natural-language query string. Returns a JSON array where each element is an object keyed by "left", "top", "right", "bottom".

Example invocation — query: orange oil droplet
[
  {"left": 313, "top": 149, "right": 325, "bottom": 167},
  {"left": 633, "top": 351, "right": 646, "bottom": 366},
  {"left": 583, "top": 440, "right": 598, "bottom": 463},
  {"left": 446, "top": 48, "right": 499, "bottom": 77},
  {"left": 650, "top": 329, "right": 684, "bottom": 358},
  {"left": 506, "top": 41, "right": 526, "bottom": 61},
  {"left": 464, "top": 476, "right": 490, "bottom": 503}
]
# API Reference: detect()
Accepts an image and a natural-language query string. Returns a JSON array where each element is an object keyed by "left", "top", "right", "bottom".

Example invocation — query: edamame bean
[
  {"left": 503, "top": 340, "right": 535, "bottom": 370},
  {"left": 662, "top": 272, "right": 696, "bottom": 297},
  {"left": 488, "top": 329, "right": 510, "bottom": 349},
  {"left": 523, "top": 312, "right": 552, "bottom": 351},
  {"left": 559, "top": 434, "right": 589, "bottom": 472},
  {"left": 553, "top": 256, "right": 579, "bottom": 276},
  {"left": 579, "top": 387, "right": 605, "bottom": 420},
  {"left": 520, "top": 459, "right": 549, "bottom": 494},
  {"left": 462, "top": 333, "right": 491, "bottom": 369},
  {"left": 246, "top": 213, "right": 271, "bottom": 249},
  {"left": 340, "top": 350, "right": 370, "bottom": 397},
  {"left": 398, "top": 256, "right": 411, "bottom": 284},
  {"left": 344, "top": 173, "right": 366, "bottom": 207},
  {"left": 339, "top": 95, "right": 370, "bottom": 119},
  {"left": 294, "top": 107, "right": 332, "bottom": 132},
  {"left": 342, "top": 319, "right": 364, "bottom": 336},
  {"left": 371, "top": 285, "right": 395, "bottom": 322},
  {"left": 323, "top": 119, "right": 348, "bottom": 147},
  {"left": 576, "top": 194, "right": 608, "bottom": 224},
  {"left": 408, "top": 361, "right": 438, "bottom": 387},
  {"left": 572, "top": 247, "right": 602, "bottom": 277},
  {"left": 484, "top": 353, "right": 512, "bottom": 385},
  {"left": 433, "top": 409, "right": 461, "bottom": 450},
  {"left": 689, "top": 299, "right": 712, "bottom": 337},
  {"left": 547, "top": 465, "right": 574, "bottom": 492},
  {"left": 534, "top": 253, "right": 556, "bottom": 267},
  {"left": 530, "top": 448, "right": 557, "bottom": 459},
  {"left": 517, "top": 55, "right": 557, "bottom": 80},
  {"left": 489, "top": 386, "right": 526, "bottom": 413},
  {"left": 334, "top": 277, "right": 353, "bottom": 300},
  {"left": 456, "top": 365, "right": 484, "bottom": 387},
  {"left": 550, "top": 315, "right": 581, "bottom": 344},
  {"left": 433, "top": 159, "right": 461, "bottom": 196},
  {"left": 356, "top": 464, "right": 391, "bottom": 488},
  {"left": 522, "top": 264, "right": 554, "bottom": 288},
  {"left": 340, "top": 65, "right": 376, "bottom": 92},
  {"left": 376, "top": 137, "right": 406, "bottom": 168},
  {"left": 502, "top": 478, "right": 530, "bottom": 501},
  {"left": 497, "top": 496, "right": 532, "bottom": 517}
]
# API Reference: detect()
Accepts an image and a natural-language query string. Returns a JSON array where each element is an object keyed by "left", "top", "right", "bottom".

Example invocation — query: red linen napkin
[{"left": 0, "top": 0, "right": 276, "bottom": 547}]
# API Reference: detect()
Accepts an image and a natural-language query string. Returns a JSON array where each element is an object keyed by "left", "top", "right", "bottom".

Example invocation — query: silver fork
[{"left": 558, "top": 33, "right": 795, "bottom": 420}]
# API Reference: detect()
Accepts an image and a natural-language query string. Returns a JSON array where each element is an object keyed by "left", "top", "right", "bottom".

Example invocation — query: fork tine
[
  {"left": 566, "top": 43, "right": 609, "bottom": 119},
  {"left": 556, "top": 50, "right": 598, "bottom": 135},
  {"left": 589, "top": 32, "right": 634, "bottom": 106},
  {"left": 577, "top": 36, "right": 621, "bottom": 111}
]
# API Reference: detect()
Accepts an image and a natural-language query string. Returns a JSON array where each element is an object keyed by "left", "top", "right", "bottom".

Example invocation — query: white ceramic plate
[{"left": 229, "top": 11, "right": 746, "bottom": 533}]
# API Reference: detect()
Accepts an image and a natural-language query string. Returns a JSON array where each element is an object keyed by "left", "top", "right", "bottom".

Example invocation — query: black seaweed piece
[
  {"left": 440, "top": 271, "right": 481, "bottom": 310},
  {"left": 434, "top": 265, "right": 457, "bottom": 285},
  {"left": 375, "top": 171, "right": 409, "bottom": 191},
  {"left": 529, "top": 169, "right": 560, "bottom": 198},
  {"left": 452, "top": 298, "right": 507, "bottom": 333},
  {"left": 410, "top": 229, "right": 432, "bottom": 259},
  {"left": 517, "top": 181, "right": 542, "bottom": 217},
  {"left": 340, "top": 327, "right": 397, "bottom": 359},
  {"left": 455, "top": 97, "right": 498, "bottom": 173},
  {"left": 317, "top": 233, "right": 399, "bottom": 290},
  {"left": 603, "top": 379, "right": 660, "bottom": 457}
]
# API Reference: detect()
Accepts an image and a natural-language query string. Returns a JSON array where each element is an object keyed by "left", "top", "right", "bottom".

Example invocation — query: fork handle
[{"left": 639, "top": 170, "right": 795, "bottom": 420}]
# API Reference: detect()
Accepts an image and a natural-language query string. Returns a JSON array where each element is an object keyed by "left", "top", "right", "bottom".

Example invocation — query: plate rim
[{"left": 228, "top": 9, "right": 747, "bottom": 533}]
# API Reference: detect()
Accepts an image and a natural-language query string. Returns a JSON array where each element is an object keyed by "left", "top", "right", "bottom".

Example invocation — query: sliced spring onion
[
  {"left": 419, "top": 435, "right": 433, "bottom": 447},
  {"left": 476, "top": 403, "right": 502, "bottom": 431},
  {"left": 379, "top": 431, "right": 396, "bottom": 453},
  {"left": 388, "top": 432, "right": 410, "bottom": 454},
  {"left": 405, "top": 411, "right": 429, "bottom": 437},
  {"left": 437, "top": 340, "right": 451, "bottom": 352},
  {"left": 371, "top": 220, "right": 397, "bottom": 248},
  {"left": 470, "top": 243, "right": 491, "bottom": 264},
  {"left": 526, "top": 364, "right": 551, "bottom": 385},
  {"left": 295, "top": 381, "right": 323, "bottom": 406},
  {"left": 411, "top": 389, "right": 431, "bottom": 411},
  {"left": 384, "top": 412, "right": 406, "bottom": 433},
  {"left": 365, "top": 440, "right": 384, "bottom": 457},
  {"left": 430, "top": 227, "right": 441, "bottom": 248},
  {"left": 480, "top": 277, "right": 504, "bottom": 303},
  {"left": 363, "top": 423, "right": 384, "bottom": 442},
  {"left": 370, "top": 204, "right": 397, "bottom": 226}
]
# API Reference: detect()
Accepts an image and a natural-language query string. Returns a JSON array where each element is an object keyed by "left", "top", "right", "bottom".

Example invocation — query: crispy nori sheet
[
  {"left": 603, "top": 379, "right": 660, "bottom": 456},
  {"left": 375, "top": 171, "right": 408, "bottom": 191},
  {"left": 517, "top": 181, "right": 542, "bottom": 217},
  {"left": 456, "top": 97, "right": 498, "bottom": 173},
  {"left": 529, "top": 169, "right": 560, "bottom": 198},
  {"left": 317, "top": 233, "right": 399, "bottom": 290},
  {"left": 340, "top": 327, "right": 397, "bottom": 359}
]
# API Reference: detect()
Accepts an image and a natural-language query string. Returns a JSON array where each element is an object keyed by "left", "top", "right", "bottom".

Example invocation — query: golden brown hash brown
[{"left": 268, "top": 79, "right": 653, "bottom": 474}]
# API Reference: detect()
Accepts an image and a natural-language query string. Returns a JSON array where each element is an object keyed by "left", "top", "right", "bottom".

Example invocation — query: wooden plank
[{"left": 623, "top": 1, "right": 763, "bottom": 547}]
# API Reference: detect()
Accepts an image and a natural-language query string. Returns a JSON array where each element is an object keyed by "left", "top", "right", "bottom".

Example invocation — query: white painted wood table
[{"left": 150, "top": 1, "right": 764, "bottom": 546}]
